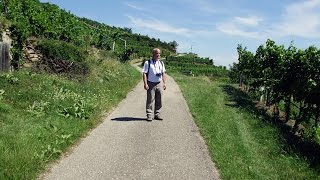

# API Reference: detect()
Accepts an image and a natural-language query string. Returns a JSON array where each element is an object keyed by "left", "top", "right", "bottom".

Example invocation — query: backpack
[{"left": 146, "top": 59, "right": 164, "bottom": 77}]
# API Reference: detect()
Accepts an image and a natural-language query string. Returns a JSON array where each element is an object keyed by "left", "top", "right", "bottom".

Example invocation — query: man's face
[{"left": 153, "top": 50, "right": 161, "bottom": 59}]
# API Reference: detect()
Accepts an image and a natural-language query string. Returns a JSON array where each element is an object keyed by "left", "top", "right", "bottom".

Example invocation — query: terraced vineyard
[{"left": 165, "top": 54, "right": 228, "bottom": 77}]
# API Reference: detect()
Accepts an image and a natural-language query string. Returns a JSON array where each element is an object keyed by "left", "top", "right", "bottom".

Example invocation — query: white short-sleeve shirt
[{"left": 142, "top": 59, "right": 166, "bottom": 83}]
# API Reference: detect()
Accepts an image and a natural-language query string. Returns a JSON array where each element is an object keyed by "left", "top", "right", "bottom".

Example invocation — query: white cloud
[
  {"left": 234, "top": 16, "right": 262, "bottom": 26},
  {"left": 216, "top": 22, "right": 262, "bottom": 39},
  {"left": 216, "top": 14, "right": 265, "bottom": 39},
  {"left": 275, "top": 0, "right": 320, "bottom": 38},
  {"left": 124, "top": 2, "right": 144, "bottom": 11},
  {"left": 127, "top": 16, "right": 194, "bottom": 36}
]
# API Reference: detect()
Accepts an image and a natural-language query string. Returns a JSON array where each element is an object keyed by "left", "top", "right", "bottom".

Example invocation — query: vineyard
[
  {"left": 1, "top": 0, "right": 320, "bottom": 179},
  {"left": 0, "top": 0, "right": 176, "bottom": 70},
  {"left": 230, "top": 39, "right": 320, "bottom": 142},
  {"left": 165, "top": 54, "right": 228, "bottom": 77}
]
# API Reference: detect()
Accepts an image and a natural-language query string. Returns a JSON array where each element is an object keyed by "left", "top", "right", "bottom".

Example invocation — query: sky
[{"left": 39, "top": 0, "right": 320, "bottom": 67}]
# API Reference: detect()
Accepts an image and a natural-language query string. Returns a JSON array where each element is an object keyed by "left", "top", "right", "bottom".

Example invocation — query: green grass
[
  {"left": 0, "top": 55, "right": 141, "bottom": 179},
  {"left": 171, "top": 73, "right": 320, "bottom": 179}
]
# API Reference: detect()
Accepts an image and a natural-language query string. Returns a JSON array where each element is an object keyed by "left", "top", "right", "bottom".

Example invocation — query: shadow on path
[
  {"left": 111, "top": 117, "right": 147, "bottom": 121},
  {"left": 221, "top": 84, "right": 320, "bottom": 170}
]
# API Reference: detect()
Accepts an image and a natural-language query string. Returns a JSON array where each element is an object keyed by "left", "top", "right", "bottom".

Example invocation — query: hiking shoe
[
  {"left": 154, "top": 115, "right": 163, "bottom": 120},
  {"left": 146, "top": 116, "right": 153, "bottom": 121}
]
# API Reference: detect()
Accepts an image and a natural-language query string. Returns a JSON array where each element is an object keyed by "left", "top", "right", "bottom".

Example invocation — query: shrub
[
  {"left": 36, "top": 39, "right": 86, "bottom": 63},
  {"left": 36, "top": 39, "right": 88, "bottom": 75}
]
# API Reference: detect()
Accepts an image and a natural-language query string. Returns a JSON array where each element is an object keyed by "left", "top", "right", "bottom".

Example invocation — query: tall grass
[
  {"left": 172, "top": 73, "right": 319, "bottom": 179},
  {"left": 0, "top": 54, "right": 141, "bottom": 179}
]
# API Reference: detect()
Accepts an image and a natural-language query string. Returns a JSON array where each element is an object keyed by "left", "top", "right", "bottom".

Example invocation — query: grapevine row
[
  {"left": 165, "top": 54, "right": 228, "bottom": 77},
  {"left": 230, "top": 39, "right": 320, "bottom": 138}
]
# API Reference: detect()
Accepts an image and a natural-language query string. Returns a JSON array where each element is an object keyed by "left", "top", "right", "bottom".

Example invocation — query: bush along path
[{"left": 39, "top": 66, "right": 220, "bottom": 180}]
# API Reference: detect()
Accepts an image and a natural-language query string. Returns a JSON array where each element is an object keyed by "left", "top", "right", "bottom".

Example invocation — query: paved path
[{"left": 40, "top": 66, "right": 220, "bottom": 180}]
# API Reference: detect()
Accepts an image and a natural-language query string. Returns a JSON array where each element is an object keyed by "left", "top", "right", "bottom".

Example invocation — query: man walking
[{"left": 142, "top": 48, "right": 166, "bottom": 121}]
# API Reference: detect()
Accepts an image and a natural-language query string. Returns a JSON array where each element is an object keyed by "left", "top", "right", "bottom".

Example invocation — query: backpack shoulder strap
[{"left": 148, "top": 59, "right": 151, "bottom": 73}]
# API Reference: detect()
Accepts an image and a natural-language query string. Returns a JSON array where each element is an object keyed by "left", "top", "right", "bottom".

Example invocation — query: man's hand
[
  {"left": 163, "top": 84, "right": 166, "bottom": 90},
  {"left": 144, "top": 84, "right": 149, "bottom": 90}
]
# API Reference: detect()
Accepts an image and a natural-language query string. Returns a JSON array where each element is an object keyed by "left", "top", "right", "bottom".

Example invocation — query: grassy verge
[
  {"left": 0, "top": 55, "right": 141, "bottom": 179},
  {"left": 171, "top": 73, "right": 319, "bottom": 179}
]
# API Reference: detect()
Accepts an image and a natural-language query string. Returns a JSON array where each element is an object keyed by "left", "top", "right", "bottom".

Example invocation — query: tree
[
  {"left": 168, "top": 40, "right": 178, "bottom": 52},
  {"left": 123, "top": 27, "right": 132, "bottom": 34}
]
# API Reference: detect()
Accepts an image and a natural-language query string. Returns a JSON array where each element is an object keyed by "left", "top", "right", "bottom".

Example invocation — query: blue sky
[{"left": 39, "top": 0, "right": 320, "bottom": 67}]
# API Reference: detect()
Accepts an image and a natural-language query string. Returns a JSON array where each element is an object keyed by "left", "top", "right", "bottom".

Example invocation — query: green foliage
[
  {"left": 173, "top": 73, "right": 319, "bottom": 179},
  {"left": 0, "top": 73, "right": 19, "bottom": 84},
  {"left": 0, "top": 89, "right": 4, "bottom": 100},
  {"left": 0, "top": 0, "right": 175, "bottom": 178},
  {"left": 0, "top": 15, "right": 11, "bottom": 31},
  {"left": 230, "top": 39, "right": 320, "bottom": 140},
  {"left": 113, "top": 47, "right": 135, "bottom": 62},
  {"left": 165, "top": 55, "right": 228, "bottom": 77},
  {"left": 37, "top": 39, "right": 86, "bottom": 62},
  {"left": 35, "top": 39, "right": 89, "bottom": 76},
  {"left": 167, "top": 54, "right": 211, "bottom": 65},
  {"left": 2, "top": 0, "right": 175, "bottom": 66},
  {"left": 59, "top": 99, "right": 94, "bottom": 120},
  {"left": 228, "top": 62, "right": 239, "bottom": 83},
  {"left": 0, "top": 57, "right": 141, "bottom": 179},
  {"left": 168, "top": 40, "right": 178, "bottom": 50},
  {"left": 33, "top": 123, "right": 73, "bottom": 163},
  {"left": 315, "top": 127, "right": 320, "bottom": 143},
  {"left": 27, "top": 100, "right": 49, "bottom": 117}
]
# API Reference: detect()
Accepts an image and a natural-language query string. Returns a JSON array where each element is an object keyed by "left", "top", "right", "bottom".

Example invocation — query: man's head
[{"left": 153, "top": 48, "right": 161, "bottom": 60}]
